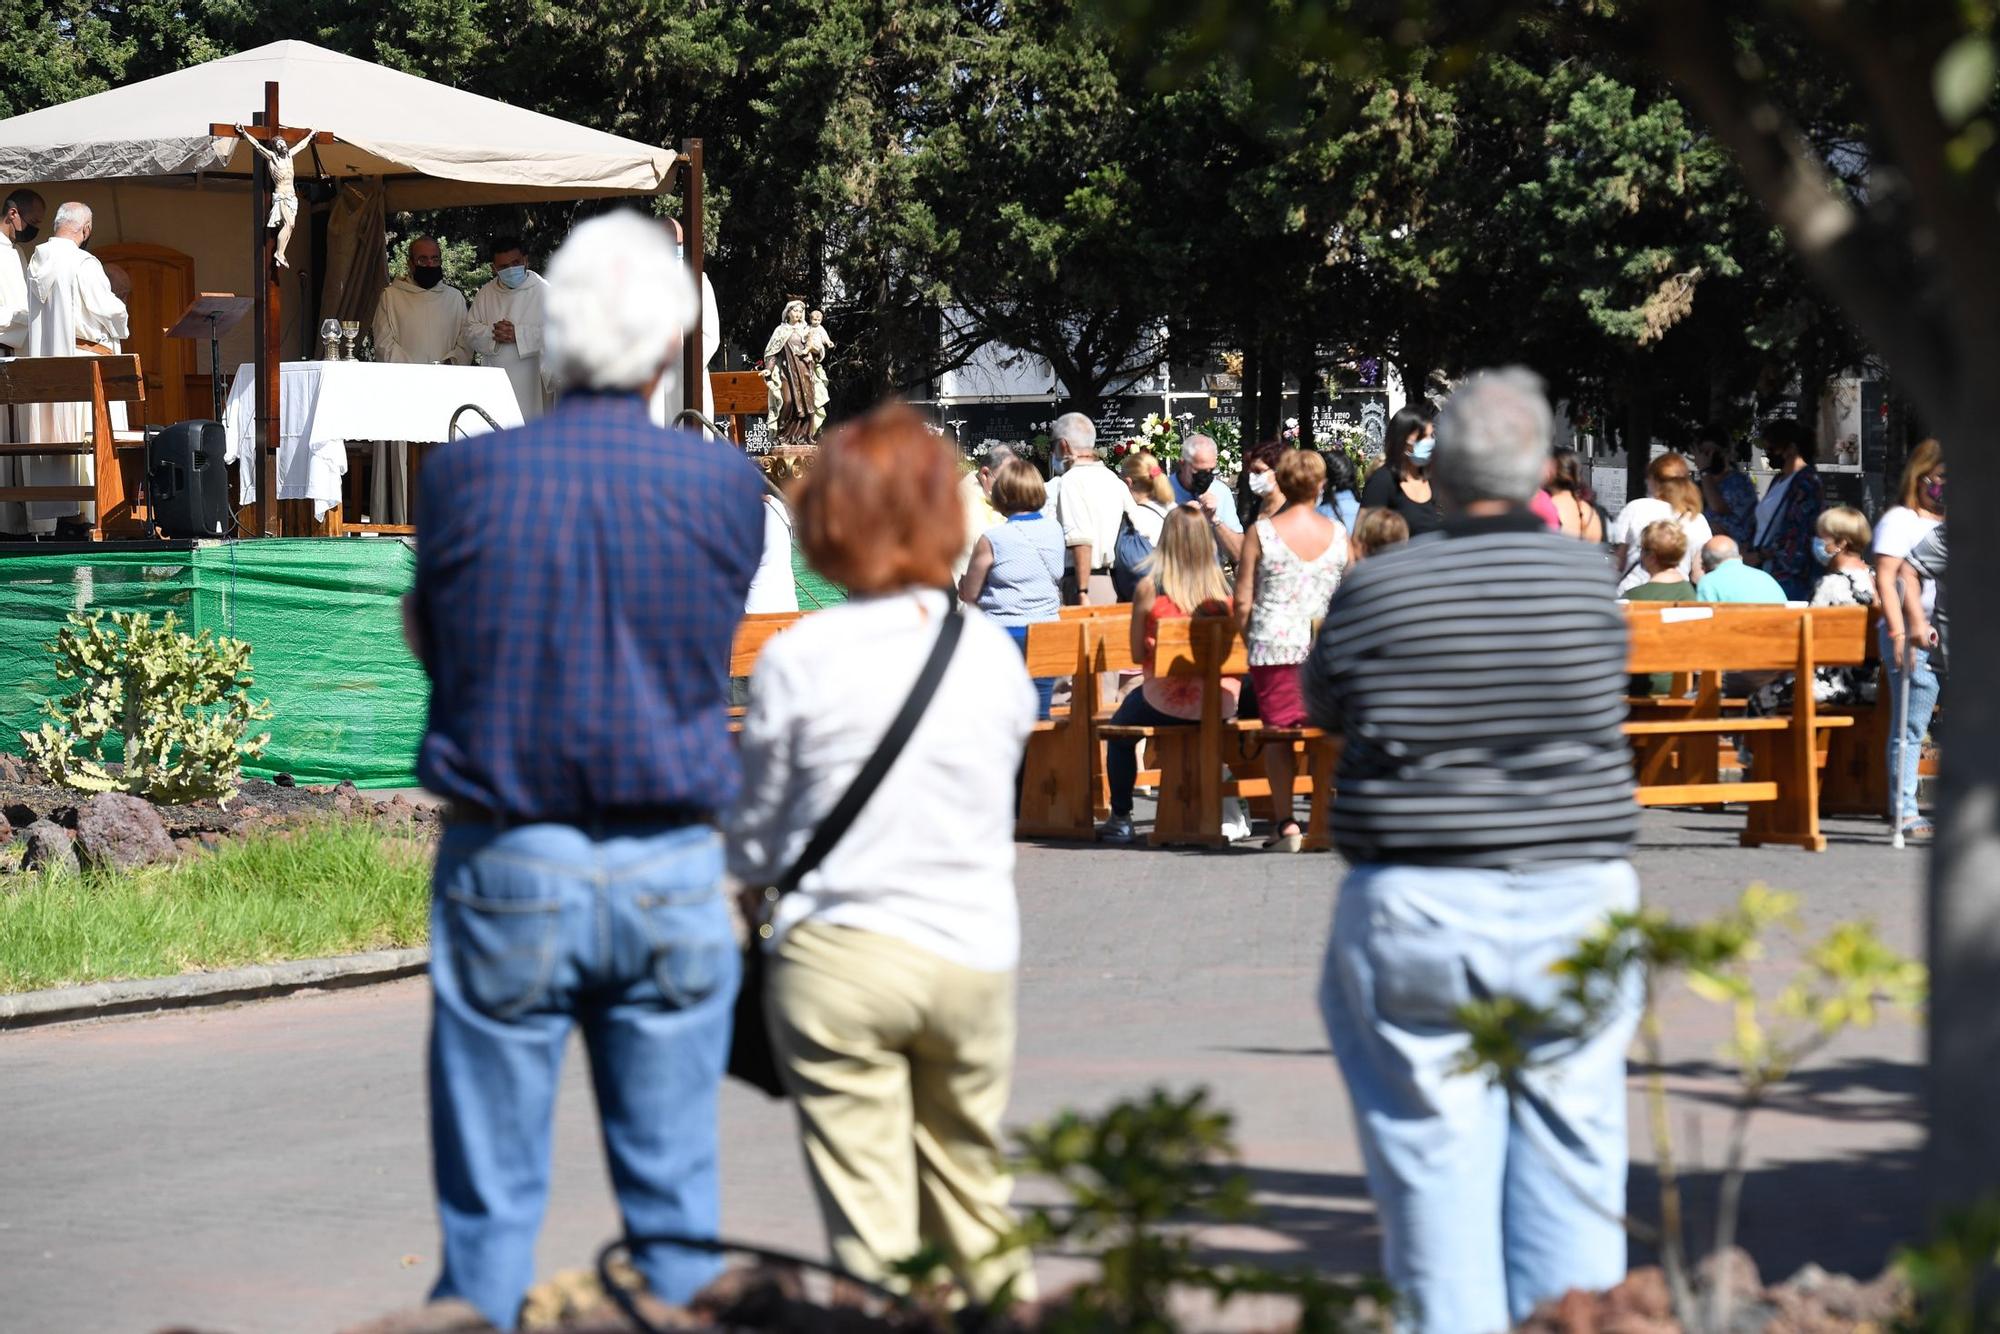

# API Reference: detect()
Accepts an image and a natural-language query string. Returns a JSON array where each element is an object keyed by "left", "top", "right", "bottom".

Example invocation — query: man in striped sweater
[{"left": 1307, "top": 368, "right": 1640, "bottom": 1333}]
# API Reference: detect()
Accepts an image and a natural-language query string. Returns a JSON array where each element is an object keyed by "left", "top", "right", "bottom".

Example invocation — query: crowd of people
[{"left": 400, "top": 209, "right": 1944, "bottom": 1332}]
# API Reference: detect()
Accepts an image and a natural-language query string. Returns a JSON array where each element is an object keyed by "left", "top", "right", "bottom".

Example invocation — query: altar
[{"left": 221, "top": 360, "right": 521, "bottom": 531}]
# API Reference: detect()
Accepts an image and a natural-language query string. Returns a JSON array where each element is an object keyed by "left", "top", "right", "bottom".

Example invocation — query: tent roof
[{"left": 0, "top": 40, "right": 678, "bottom": 209}]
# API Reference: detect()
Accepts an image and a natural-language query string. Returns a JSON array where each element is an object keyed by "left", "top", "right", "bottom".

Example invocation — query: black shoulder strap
[{"left": 771, "top": 597, "right": 964, "bottom": 896}]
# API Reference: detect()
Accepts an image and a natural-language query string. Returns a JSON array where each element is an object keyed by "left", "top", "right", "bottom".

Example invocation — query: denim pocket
[
  {"left": 1365, "top": 903, "right": 1475, "bottom": 1032},
  {"left": 440, "top": 851, "right": 564, "bottom": 1021},
  {"left": 631, "top": 893, "right": 735, "bottom": 1011}
]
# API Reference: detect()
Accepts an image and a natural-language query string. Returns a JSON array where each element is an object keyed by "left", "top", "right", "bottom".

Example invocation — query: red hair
[{"left": 795, "top": 404, "right": 964, "bottom": 595}]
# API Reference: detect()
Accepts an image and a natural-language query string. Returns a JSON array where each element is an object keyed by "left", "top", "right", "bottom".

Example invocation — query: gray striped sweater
[{"left": 1304, "top": 512, "right": 1637, "bottom": 866}]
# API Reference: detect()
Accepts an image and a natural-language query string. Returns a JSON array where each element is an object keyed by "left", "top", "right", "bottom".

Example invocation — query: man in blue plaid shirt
[{"left": 406, "top": 210, "right": 764, "bottom": 1327}]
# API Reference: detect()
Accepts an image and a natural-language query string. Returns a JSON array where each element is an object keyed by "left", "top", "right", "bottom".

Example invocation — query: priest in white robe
[
  {"left": 647, "top": 216, "right": 721, "bottom": 434},
  {"left": 465, "top": 236, "right": 552, "bottom": 421},
  {"left": 368, "top": 235, "right": 469, "bottom": 522},
  {"left": 23, "top": 202, "right": 127, "bottom": 535},
  {"left": 0, "top": 188, "right": 45, "bottom": 536}
]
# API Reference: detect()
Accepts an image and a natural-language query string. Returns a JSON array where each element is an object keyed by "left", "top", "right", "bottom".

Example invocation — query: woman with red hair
[{"left": 727, "top": 404, "right": 1038, "bottom": 1303}]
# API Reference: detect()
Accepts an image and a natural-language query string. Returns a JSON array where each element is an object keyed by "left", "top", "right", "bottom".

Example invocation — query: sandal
[
  {"left": 1263, "top": 824, "right": 1304, "bottom": 854},
  {"left": 1899, "top": 818, "right": 1935, "bottom": 839}
]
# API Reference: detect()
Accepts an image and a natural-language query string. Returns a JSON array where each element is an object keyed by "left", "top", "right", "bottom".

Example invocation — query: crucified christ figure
[{"left": 237, "top": 124, "right": 315, "bottom": 268}]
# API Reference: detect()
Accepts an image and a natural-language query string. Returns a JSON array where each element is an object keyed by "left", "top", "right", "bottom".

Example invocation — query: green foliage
[
  {"left": 1004, "top": 1088, "right": 1387, "bottom": 1330},
  {"left": 0, "top": 820, "right": 429, "bottom": 992},
  {"left": 22, "top": 612, "right": 272, "bottom": 806},
  {"left": 1896, "top": 1197, "right": 2000, "bottom": 1333},
  {"left": 387, "top": 230, "right": 490, "bottom": 297},
  {"left": 1455, "top": 887, "right": 1926, "bottom": 1332}
]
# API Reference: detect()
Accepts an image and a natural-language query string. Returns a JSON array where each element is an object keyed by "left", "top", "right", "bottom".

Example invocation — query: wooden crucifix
[{"left": 209, "top": 82, "right": 333, "bottom": 537}]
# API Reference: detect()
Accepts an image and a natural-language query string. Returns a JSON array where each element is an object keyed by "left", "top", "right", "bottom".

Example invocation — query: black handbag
[{"left": 728, "top": 597, "right": 966, "bottom": 1096}]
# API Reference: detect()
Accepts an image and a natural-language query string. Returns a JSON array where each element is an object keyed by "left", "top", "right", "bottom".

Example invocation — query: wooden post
[{"left": 681, "top": 138, "right": 705, "bottom": 427}]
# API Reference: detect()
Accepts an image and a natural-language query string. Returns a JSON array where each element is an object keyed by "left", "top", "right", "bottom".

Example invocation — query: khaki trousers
[{"left": 767, "top": 921, "right": 1033, "bottom": 1304}]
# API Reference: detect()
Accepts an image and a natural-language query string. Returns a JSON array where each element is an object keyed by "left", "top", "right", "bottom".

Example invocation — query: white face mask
[{"left": 1248, "top": 470, "right": 1275, "bottom": 496}]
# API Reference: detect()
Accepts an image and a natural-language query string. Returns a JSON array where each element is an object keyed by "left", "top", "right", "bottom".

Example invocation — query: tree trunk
[
  {"left": 1240, "top": 337, "right": 1261, "bottom": 447},
  {"left": 1258, "top": 346, "right": 1284, "bottom": 441},
  {"left": 1924, "top": 382, "right": 2000, "bottom": 1208},
  {"left": 1296, "top": 342, "right": 1318, "bottom": 446}
]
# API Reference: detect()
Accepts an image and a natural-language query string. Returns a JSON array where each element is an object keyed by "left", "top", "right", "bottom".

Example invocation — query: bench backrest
[
  {"left": 730, "top": 610, "right": 804, "bottom": 676},
  {"left": 1149, "top": 615, "right": 1249, "bottom": 677},
  {"left": 1624, "top": 604, "right": 1869, "bottom": 674},
  {"left": 0, "top": 354, "right": 145, "bottom": 407},
  {"left": 1023, "top": 618, "right": 1084, "bottom": 678}
]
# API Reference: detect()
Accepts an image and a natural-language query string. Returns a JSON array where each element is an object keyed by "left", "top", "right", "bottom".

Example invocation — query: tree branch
[{"left": 1648, "top": 0, "right": 1957, "bottom": 412}]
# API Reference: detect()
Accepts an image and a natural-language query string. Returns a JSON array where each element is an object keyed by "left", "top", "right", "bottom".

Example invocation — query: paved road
[{"left": 0, "top": 811, "right": 1923, "bottom": 1332}]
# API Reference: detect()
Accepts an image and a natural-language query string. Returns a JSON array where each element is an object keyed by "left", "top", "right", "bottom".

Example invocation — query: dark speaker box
[{"left": 146, "top": 420, "right": 231, "bottom": 539}]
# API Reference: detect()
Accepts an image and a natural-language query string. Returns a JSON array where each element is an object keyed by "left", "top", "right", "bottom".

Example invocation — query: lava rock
[
  {"left": 4, "top": 802, "right": 39, "bottom": 830},
  {"left": 0, "top": 810, "right": 11, "bottom": 845},
  {"left": 20, "top": 820, "right": 78, "bottom": 877},
  {"left": 73, "top": 792, "right": 177, "bottom": 872},
  {"left": 274, "top": 771, "right": 296, "bottom": 788},
  {"left": 0, "top": 753, "right": 26, "bottom": 783}
]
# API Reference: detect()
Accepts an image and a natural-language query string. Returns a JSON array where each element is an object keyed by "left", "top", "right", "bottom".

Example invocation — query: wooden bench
[
  {"left": 1100, "top": 616, "right": 1338, "bottom": 848},
  {"left": 0, "top": 354, "right": 149, "bottom": 538},
  {"left": 1623, "top": 603, "right": 1870, "bottom": 851}
]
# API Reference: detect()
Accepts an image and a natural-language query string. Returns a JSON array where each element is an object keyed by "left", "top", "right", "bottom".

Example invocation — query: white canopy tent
[
  {"left": 0, "top": 39, "right": 706, "bottom": 535},
  {"left": 0, "top": 40, "right": 679, "bottom": 208}
]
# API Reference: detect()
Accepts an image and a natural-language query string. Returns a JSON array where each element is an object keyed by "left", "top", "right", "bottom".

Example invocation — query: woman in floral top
[
  {"left": 1746, "top": 418, "right": 1827, "bottom": 600},
  {"left": 1692, "top": 425, "right": 1758, "bottom": 548}
]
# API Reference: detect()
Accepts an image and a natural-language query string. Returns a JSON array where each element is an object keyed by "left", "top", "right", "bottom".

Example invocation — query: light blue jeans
[
  {"left": 428, "top": 820, "right": 738, "bottom": 1328},
  {"left": 1880, "top": 626, "right": 1941, "bottom": 827},
  {"left": 1320, "top": 859, "right": 1641, "bottom": 1334}
]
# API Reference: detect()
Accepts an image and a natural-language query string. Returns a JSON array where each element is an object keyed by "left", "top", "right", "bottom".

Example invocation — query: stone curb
[{"left": 0, "top": 947, "right": 430, "bottom": 1031}]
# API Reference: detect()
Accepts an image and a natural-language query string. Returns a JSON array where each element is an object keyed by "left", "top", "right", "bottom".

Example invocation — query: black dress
[{"left": 1360, "top": 466, "right": 1445, "bottom": 536}]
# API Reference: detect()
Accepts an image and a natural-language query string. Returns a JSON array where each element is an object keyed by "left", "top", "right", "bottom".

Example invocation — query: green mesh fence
[
  {"left": 2, "top": 538, "right": 843, "bottom": 791},
  {"left": 0, "top": 540, "right": 426, "bottom": 789}
]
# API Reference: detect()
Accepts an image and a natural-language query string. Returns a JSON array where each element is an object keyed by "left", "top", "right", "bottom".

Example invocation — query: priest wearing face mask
[
  {"left": 369, "top": 235, "right": 470, "bottom": 522},
  {"left": 466, "top": 235, "right": 552, "bottom": 420}
]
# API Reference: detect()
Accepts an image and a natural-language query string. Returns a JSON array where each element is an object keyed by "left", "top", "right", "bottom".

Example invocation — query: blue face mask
[
  {"left": 496, "top": 264, "right": 527, "bottom": 289},
  {"left": 1811, "top": 536, "right": 1835, "bottom": 567},
  {"left": 1410, "top": 436, "right": 1434, "bottom": 466}
]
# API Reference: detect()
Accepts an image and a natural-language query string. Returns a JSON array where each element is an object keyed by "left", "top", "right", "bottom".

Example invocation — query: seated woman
[
  {"left": 1097, "top": 505, "right": 1238, "bottom": 844},
  {"left": 1624, "top": 519, "right": 1696, "bottom": 697},
  {"left": 1349, "top": 507, "right": 1409, "bottom": 563},
  {"left": 1750, "top": 505, "right": 1880, "bottom": 714},
  {"left": 958, "top": 455, "right": 1064, "bottom": 716}
]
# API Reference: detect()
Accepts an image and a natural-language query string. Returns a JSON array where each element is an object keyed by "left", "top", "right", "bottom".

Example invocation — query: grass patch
[{"left": 0, "top": 821, "right": 430, "bottom": 993}]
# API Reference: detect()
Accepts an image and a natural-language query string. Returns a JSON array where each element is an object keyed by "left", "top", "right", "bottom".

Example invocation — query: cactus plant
[{"left": 21, "top": 611, "right": 272, "bottom": 806}]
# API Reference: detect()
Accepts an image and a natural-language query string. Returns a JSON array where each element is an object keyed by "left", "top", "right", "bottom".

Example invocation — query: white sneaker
[{"left": 1220, "top": 796, "right": 1252, "bottom": 843}]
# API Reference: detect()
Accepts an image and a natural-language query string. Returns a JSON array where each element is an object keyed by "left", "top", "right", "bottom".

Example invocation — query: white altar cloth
[{"left": 222, "top": 361, "right": 524, "bottom": 517}]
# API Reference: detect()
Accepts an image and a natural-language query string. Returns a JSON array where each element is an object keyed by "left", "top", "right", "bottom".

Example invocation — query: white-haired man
[
  {"left": 1049, "top": 410, "right": 1133, "bottom": 605},
  {"left": 22, "top": 201, "right": 128, "bottom": 537},
  {"left": 369, "top": 235, "right": 470, "bottom": 523},
  {"left": 1171, "top": 432, "right": 1244, "bottom": 560},
  {"left": 1305, "top": 368, "right": 1640, "bottom": 1333},
  {"left": 406, "top": 210, "right": 765, "bottom": 1329}
]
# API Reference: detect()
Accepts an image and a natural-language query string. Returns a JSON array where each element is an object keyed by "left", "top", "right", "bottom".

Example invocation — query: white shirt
[
  {"left": 0, "top": 241, "right": 28, "bottom": 350},
  {"left": 1872, "top": 504, "right": 1943, "bottom": 616},
  {"left": 1129, "top": 497, "right": 1170, "bottom": 543},
  {"left": 727, "top": 590, "right": 1036, "bottom": 972},
  {"left": 372, "top": 276, "right": 469, "bottom": 365},
  {"left": 745, "top": 494, "right": 798, "bottom": 614},
  {"left": 1053, "top": 457, "right": 1135, "bottom": 570},
  {"left": 23, "top": 236, "right": 129, "bottom": 523},
  {"left": 1610, "top": 496, "right": 1711, "bottom": 592},
  {"left": 466, "top": 271, "right": 552, "bottom": 420}
]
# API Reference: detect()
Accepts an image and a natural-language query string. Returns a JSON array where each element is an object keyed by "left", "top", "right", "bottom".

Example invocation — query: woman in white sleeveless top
[{"left": 1234, "top": 449, "right": 1346, "bottom": 851}]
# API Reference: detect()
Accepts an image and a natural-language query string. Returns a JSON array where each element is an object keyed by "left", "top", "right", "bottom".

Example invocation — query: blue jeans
[
  {"left": 428, "top": 820, "right": 739, "bottom": 1328},
  {"left": 1320, "top": 859, "right": 1640, "bottom": 1333},
  {"left": 1880, "top": 626, "right": 1941, "bottom": 825},
  {"left": 1105, "top": 690, "right": 1185, "bottom": 817},
  {"left": 1003, "top": 624, "right": 1056, "bottom": 720}
]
